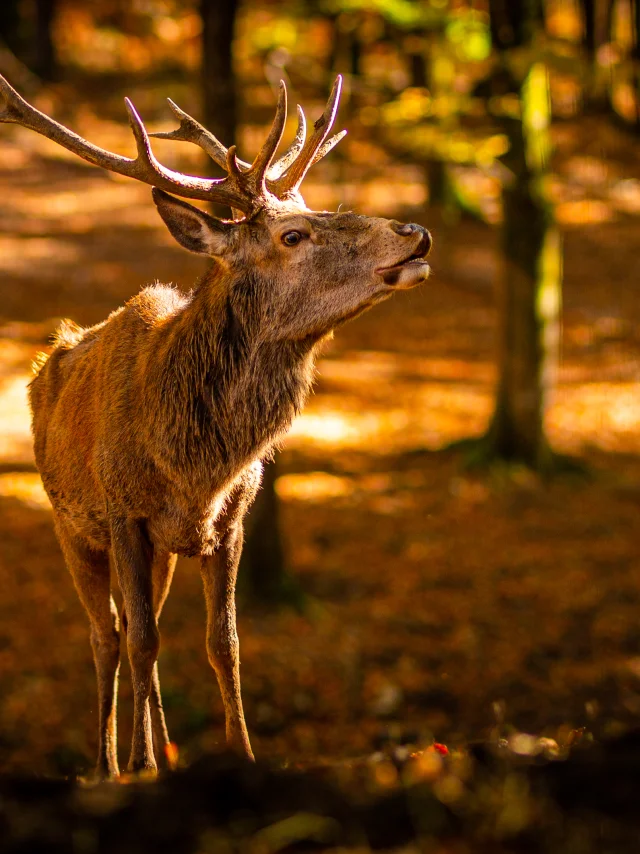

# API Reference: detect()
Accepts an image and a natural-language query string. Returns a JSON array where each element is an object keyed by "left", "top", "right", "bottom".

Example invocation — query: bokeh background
[{"left": 0, "top": 0, "right": 639, "bottom": 777}]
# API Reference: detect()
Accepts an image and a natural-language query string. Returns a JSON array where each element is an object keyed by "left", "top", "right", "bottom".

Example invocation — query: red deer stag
[{"left": 0, "top": 74, "right": 431, "bottom": 776}]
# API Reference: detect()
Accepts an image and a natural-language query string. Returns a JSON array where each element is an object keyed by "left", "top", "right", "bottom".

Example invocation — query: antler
[
  {"left": 149, "top": 77, "right": 347, "bottom": 202},
  {"left": 0, "top": 73, "right": 346, "bottom": 218}
]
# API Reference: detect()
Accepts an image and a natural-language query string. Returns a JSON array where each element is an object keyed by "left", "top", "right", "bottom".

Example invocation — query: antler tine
[
  {"left": 273, "top": 75, "right": 344, "bottom": 196},
  {"left": 123, "top": 98, "right": 254, "bottom": 213},
  {"left": 248, "top": 80, "right": 287, "bottom": 184},
  {"left": 149, "top": 98, "right": 252, "bottom": 173},
  {"left": 267, "top": 104, "right": 306, "bottom": 180},
  {"left": 311, "top": 130, "right": 347, "bottom": 166},
  {"left": 226, "top": 144, "right": 243, "bottom": 178},
  {"left": 123, "top": 97, "right": 158, "bottom": 170}
]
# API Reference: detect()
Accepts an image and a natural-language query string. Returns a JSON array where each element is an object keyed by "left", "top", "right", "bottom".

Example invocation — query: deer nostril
[
  {"left": 391, "top": 222, "right": 432, "bottom": 255},
  {"left": 392, "top": 222, "right": 416, "bottom": 236}
]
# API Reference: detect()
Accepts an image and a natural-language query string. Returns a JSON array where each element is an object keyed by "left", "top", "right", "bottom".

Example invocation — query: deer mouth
[{"left": 376, "top": 233, "right": 432, "bottom": 288}]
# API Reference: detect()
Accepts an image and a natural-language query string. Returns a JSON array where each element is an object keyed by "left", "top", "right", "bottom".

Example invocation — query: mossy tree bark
[
  {"left": 485, "top": 87, "right": 562, "bottom": 470},
  {"left": 465, "top": 1, "right": 563, "bottom": 472}
]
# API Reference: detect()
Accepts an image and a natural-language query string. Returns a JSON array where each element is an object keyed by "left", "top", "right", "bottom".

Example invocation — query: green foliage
[
  {"left": 249, "top": 16, "right": 300, "bottom": 52},
  {"left": 319, "top": 0, "right": 442, "bottom": 30},
  {"left": 445, "top": 11, "right": 491, "bottom": 62},
  {"left": 536, "top": 227, "right": 562, "bottom": 329},
  {"left": 522, "top": 62, "right": 551, "bottom": 172}
]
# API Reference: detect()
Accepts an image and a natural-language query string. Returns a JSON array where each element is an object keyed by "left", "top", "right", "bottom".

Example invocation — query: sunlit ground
[
  {"left": 0, "top": 472, "right": 48, "bottom": 510},
  {"left": 1, "top": 353, "right": 638, "bottom": 480}
]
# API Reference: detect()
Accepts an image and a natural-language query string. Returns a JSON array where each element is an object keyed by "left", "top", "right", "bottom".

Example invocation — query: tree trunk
[
  {"left": 582, "top": 0, "right": 598, "bottom": 57},
  {"left": 239, "top": 459, "right": 302, "bottom": 608},
  {"left": 348, "top": 24, "right": 362, "bottom": 78},
  {"left": 581, "top": 0, "right": 615, "bottom": 112},
  {"left": 0, "top": 0, "right": 58, "bottom": 83},
  {"left": 479, "top": 62, "right": 562, "bottom": 470},
  {"left": 34, "top": 0, "right": 58, "bottom": 82},
  {"left": 455, "top": 1, "right": 562, "bottom": 471},
  {"left": 489, "top": 0, "right": 543, "bottom": 49},
  {"left": 423, "top": 35, "right": 451, "bottom": 207},
  {"left": 487, "top": 119, "right": 561, "bottom": 468},
  {"left": 409, "top": 52, "right": 426, "bottom": 87},
  {"left": 200, "top": 0, "right": 238, "bottom": 216},
  {"left": 0, "top": 0, "right": 23, "bottom": 60},
  {"left": 327, "top": 12, "right": 363, "bottom": 83},
  {"left": 403, "top": 32, "right": 448, "bottom": 207}
]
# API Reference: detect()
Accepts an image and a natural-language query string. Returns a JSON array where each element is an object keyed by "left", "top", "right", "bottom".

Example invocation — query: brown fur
[{"left": 29, "top": 192, "right": 431, "bottom": 775}]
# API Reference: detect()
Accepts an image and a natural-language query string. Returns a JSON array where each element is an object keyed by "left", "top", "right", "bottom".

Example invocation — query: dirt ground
[{"left": 0, "top": 93, "right": 639, "bottom": 778}]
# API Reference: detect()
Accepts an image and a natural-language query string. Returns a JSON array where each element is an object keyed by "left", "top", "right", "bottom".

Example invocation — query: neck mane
[{"left": 146, "top": 266, "right": 318, "bottom": 478}]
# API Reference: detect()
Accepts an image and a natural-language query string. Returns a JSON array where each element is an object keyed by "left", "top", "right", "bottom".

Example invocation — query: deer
[{"left": 0, "top": 73, "right": 431, "bottom": 777}]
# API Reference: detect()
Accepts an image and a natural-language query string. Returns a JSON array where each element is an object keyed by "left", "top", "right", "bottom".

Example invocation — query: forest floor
[{"left": 0, "top": 78, "right": 640, "bottom": 850}]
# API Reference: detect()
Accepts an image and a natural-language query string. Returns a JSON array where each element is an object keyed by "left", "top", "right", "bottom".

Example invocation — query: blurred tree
[
  {"left": 468, "top": 0, "right": 562, "bottom": 471},
  {"left": 406, "top": 32, "right": 427, "bottom": 88},
  {"left": 34, "top": 0, "right": 59, "bottom": 81},
  {"left": 238, "top": 457, "right": 302, "bottom": 608},
  {"left": 397, "top": 23, "right": 450, "bottom": 206},
  {"left": 0, "top": 0, "right": 59, "bottom": 82},
  {"left": 201, "top": 0, "right": 237, "bottom": 156},
  {"left": 0, "top": 1, "right": 23, "bottom": 60},
  {"left": 417, "top": 29, "right": 455, "bottom": 207},
  {"left": 327, "top": 10, "right": 363, "bottom": 79},
  {"left": 486, "top": 65, "right": 561, "bottom": 469},
  {"left": 581, "top": 0, "right": 615, "bottom": 110},
  {"left": 582, "top": 0, "right": 601, "bottom": 56},
  {"left": 489, "top": 0, "right": 542, "bottom": 48}
]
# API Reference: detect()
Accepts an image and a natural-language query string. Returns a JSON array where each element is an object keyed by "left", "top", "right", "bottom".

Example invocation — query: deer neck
[{"left": 151, "top": 267, "right": 318, "bottom": 473}]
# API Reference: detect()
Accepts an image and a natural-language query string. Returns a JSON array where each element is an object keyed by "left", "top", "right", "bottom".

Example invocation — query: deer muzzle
[{"left": 377, "top": 225, "right": 432, "bottom": 289}]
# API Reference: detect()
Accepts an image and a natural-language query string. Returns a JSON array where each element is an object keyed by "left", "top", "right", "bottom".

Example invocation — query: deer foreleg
[
  {"left": 110, "top": 516, "right": 159, "bottom": 773},
  {"left": 201, "top": 522, "right": 254, "bottom": 761}
]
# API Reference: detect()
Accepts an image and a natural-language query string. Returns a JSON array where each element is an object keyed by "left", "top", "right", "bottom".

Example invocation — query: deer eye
[{"left": 281, "top": 231, "right": 303, "bottom": 247}]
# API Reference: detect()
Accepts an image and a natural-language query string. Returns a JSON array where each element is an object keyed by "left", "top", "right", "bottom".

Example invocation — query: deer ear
[{"left": 151, "top": 188, "right": 231, "bottom": 256}]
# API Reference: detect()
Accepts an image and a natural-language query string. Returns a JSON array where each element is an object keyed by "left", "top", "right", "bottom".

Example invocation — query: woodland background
[{"left": 0, "top": 0, "right": 639, "bottom": 827}]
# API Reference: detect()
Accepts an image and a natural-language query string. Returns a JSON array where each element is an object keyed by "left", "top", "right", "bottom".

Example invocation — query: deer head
[
  {"left": 0, "top": 74, "right": 431, "bottom": 343},
  {"left": 153, "top": 192, "right": 431, "bottom": 342}
]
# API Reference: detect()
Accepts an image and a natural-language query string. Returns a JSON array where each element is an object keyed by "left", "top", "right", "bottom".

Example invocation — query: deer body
[
  {"left": 2, "top": 74, "right": 431, "bottom": 775},
  {"left": 31, "top": 278, "right": 315, "bottom": 557}
]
